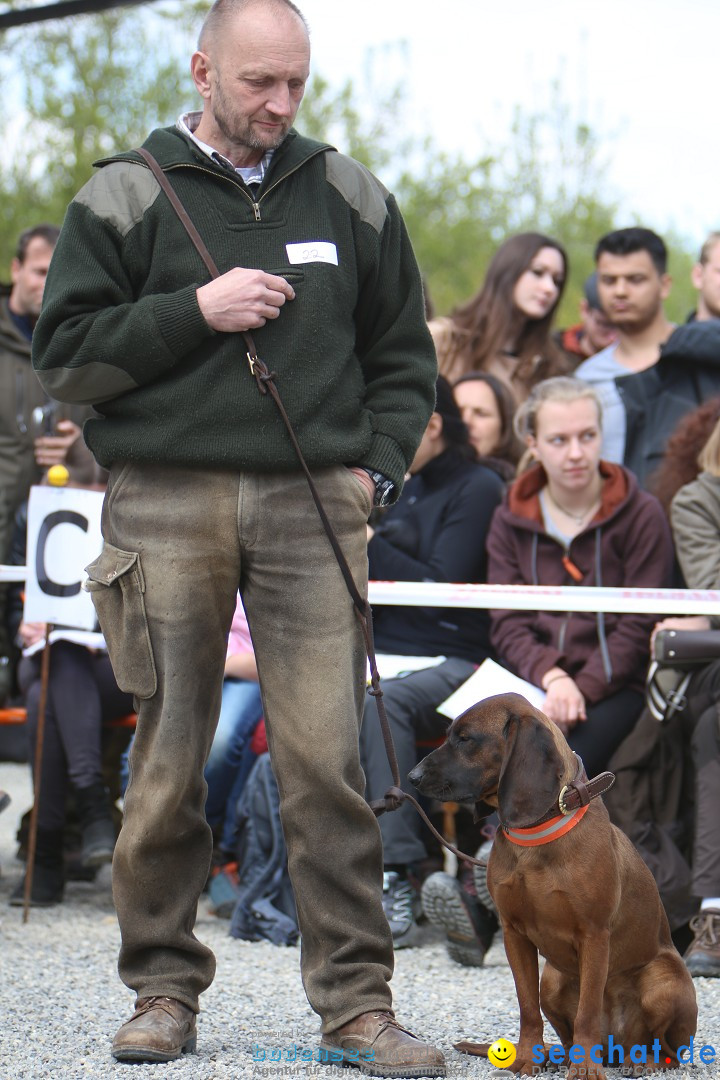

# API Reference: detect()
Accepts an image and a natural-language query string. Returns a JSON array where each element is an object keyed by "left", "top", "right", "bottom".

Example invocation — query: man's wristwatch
[{"left": 361, "top": 469, "right": 395, "bottom": 507}]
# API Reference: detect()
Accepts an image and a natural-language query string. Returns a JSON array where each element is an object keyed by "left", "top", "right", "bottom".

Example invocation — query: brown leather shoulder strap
[
  {"left": 136, "top": 148, "right": 221, "bottom": 280},
  {"left": 129, "top": 148, "right": 488, "bottom": 864}
]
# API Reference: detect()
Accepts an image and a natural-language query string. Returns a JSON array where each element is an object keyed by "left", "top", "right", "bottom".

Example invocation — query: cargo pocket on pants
[{"left": 84, "top": 542, "right": 157, "bottom": 700}]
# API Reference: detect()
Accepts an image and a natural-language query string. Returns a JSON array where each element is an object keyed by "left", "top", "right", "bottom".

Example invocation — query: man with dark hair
[
  {"left": 575, "top": 227, "right": 674, "bottom": 464},
  {"left": 578, "top": 227, "right": 720, "bottom": 490},
  {"left": 32, "top": 0, "right": 444, "bottom": 1075},
  {"left": 0, "top": 224, "right": 85, "bottom": 709},
  {"left": 594, "top": 224, "right": 669, "bottom": 275},
  {"left": 691, "top": 231, "right": 720, "bottom": 322},
  {"left": 554, "top": 271, "right": 617, "bottom": 364},
  {"left": 576, "top": 226, "right": 720, "bottom": 486}
]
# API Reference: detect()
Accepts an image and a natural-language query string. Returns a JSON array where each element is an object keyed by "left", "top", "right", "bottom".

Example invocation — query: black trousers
[
  {"left": 359, "top": 657, "right": 476, "bottom": 867},
  {"left": 19, "top": 641, "right": 132, "bottom": 831},
  {"left": 683, "top": 662, "right": 720, "bottom": 897},
  {"left": 566, "top": 687, "right": 645, "bottom": 778}
]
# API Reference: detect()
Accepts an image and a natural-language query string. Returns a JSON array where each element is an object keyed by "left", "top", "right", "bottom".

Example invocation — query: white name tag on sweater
[{"left": 286, "top": 241, "right": 338, "bottom": 266}]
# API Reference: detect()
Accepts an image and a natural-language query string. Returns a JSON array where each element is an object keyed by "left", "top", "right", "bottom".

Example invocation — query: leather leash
[{"left": 135, "top": 148, "right": 485, "bottom": 869}]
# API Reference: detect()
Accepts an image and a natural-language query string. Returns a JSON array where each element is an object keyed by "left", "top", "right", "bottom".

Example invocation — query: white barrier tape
[
  {"left": 368, "top": 581, "right": 720, "bottom": 616},
  {"left": 0, "top": 565, "right": 26, "bottom": 583},
  {"left": 3, "top": 563, "right": 717, "bottom": 615}
]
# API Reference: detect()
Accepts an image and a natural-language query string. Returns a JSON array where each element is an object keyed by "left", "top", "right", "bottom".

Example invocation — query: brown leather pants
[{"left": 87, "top": 462, "right": 393, "bottom": 1029}]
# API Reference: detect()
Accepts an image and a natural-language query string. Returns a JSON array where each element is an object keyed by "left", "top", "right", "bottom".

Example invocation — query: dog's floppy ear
[{"left": 497, "top": 707, "right": 566, "bottom": 829}]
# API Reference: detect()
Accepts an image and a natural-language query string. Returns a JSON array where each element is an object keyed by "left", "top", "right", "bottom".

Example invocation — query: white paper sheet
[
  {"left": 437, "top": 657, "right": 546, "bottom": 719},
  {"left": 368, "top": 654, "right": 447, "bottom": 682},
  {"left": 23, "top": 628, "right": 106, "bottom": 658}
]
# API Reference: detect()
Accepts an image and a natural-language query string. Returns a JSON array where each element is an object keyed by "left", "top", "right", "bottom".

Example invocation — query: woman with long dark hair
[
  {"left": 452, "top": 371, "right": 523, "bottom": 477},
  {"left": 432, "top": 232, "right": 570, "bottom": 398}
]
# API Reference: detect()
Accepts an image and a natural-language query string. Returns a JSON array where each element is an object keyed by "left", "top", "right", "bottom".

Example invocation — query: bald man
[{"left": 33, "top": 0, "right": 444, "bottom": 1074}]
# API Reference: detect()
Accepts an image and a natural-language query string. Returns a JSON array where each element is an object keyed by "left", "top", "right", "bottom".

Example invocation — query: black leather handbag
[
  {"left": 646, "top": 628, "right": 720, "bottom": 722},
  {"left": 653, "top": 628, "right": 720, "bottom": 667}
]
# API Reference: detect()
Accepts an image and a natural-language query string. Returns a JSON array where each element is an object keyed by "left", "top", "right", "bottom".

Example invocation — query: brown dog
[{"left": 409, "top": 693, "right": 697, "bottom": 1080}]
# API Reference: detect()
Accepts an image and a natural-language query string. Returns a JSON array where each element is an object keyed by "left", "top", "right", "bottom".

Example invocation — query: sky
[{"left": 298, "top": 0, "right": 718, "bottom": 251}]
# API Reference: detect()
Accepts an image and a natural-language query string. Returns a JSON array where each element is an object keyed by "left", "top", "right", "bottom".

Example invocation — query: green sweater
[{"left": 32, "top": 126, "right": 436, "bottom": 496}]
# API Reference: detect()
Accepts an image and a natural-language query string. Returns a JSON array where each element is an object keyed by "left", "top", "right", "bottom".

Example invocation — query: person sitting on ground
[
  {"left": 451, "top": 371, "right": 523, "bottom": 480},
  {"left": 651, "top": 414, "right": 720, "bottom": 978},
  {"left": 553, "top": 270, "right": 617, "bottom": 366},
  {"left": 359, "top": 376, "right": 504, "bottom": 949},
  {"left": 488, "top": 376, "right": 673, "bottom": 776},
  {"left": 6, "top": 469, "right": 134, "bottom": 906},
  {"left": 204, "top": 594, "right": 263, "bottom": 861},
  {"left": 431, "top": 232, "right": 570, "bottom": 399}
]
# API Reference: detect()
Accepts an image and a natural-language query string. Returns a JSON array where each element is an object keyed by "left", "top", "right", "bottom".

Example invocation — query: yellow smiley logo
[{"left": 487, "top": 1037, "right": 517, "bottom": 1068}]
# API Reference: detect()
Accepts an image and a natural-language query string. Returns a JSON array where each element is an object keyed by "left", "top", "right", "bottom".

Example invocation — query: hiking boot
[
  {"left": 111, "top": 997, "right": 197, "bottom": 1062},
  {"left": 74, "top": 783, "right": 116, "bottom": 867},
  {"left": 9, "top": 861, "right": 65, "bottom": 907},
  {"left": 684, "top": 909, "right": 720, "bottom": 978},
  {"left": 421, "top": 871, "right": 498, "bottom": 967},
  {"left": 320, "top": 1010, "right": 446, "bottom": 1078},
  {"left": 382, "top": 870, "right": 421, "bottom": 948}
]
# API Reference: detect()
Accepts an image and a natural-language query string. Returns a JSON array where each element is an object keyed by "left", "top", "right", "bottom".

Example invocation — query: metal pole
[{"left": 23, "top": 624, "right": 53, "bottom": 923}]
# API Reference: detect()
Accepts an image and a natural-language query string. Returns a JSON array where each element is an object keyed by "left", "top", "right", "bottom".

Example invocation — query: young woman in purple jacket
[{"left": 487, "top": 376, "right": 674, "bottom": 774}]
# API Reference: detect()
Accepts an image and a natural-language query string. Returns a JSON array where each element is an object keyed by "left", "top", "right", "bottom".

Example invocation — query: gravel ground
[{"left": 1, "top": 760, "right": 718, "bottom": 1080}]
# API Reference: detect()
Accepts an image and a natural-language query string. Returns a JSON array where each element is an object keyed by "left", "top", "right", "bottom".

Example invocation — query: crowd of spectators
[{"left": 2, "top": 220, "right": 720, "bottom": 983}]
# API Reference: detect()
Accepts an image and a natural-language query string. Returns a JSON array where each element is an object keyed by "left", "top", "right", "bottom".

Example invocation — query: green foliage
[
  {"left": 0, "top": 14, "right": 698, "bottom": 324},
  {"left": 301, "top": 73, "right": 697, "bottom": 326},
  {"left": 0, "top": 1, "right": 202, "bottom": 272}
]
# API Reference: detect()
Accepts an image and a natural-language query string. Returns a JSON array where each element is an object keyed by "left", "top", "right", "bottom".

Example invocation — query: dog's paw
[{"left": 567, "top": 1066, "right": 606, "bottom": 1080}]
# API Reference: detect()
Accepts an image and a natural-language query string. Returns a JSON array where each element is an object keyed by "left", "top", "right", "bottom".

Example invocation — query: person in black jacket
[
  {"left": 360, "top": 376, "right": 504, "bottom": 947},
  {"left": 618, "top": 318, "right": 720, "bottom": 485}
]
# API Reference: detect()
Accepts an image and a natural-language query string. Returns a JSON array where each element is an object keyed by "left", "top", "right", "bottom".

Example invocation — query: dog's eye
[{"left": 454, "top": 734, "right": 469, "bottom": 745}]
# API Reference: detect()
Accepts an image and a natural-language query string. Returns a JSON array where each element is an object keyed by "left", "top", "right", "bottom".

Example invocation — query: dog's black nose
[{"left": 408, "top": 765, "right": 423, "bottom": 789}]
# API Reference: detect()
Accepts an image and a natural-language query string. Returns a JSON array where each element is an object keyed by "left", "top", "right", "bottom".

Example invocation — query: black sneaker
[
  {"left": 382, "top": 870, "right": 422, "bottom": 948},
  {"left": 421, "top": 871, "right": 497, "bottom": 967},
  {"left": 472, "top": 837, "right": 498, "bottom": 917}
]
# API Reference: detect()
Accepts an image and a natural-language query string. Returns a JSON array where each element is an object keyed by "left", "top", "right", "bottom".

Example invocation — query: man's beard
[{"left": 213, "top": 80, "right": 288, "bottom": 153}]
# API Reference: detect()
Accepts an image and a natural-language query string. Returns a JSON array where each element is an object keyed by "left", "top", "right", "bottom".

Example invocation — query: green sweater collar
[{"left": 94, "top": 125, "right": 335, "bottom": 190}]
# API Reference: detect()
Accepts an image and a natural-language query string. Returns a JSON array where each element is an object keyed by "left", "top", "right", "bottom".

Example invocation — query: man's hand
[
  {"left": 196, "top": 268, "right": 295, "bottom": 332},
  {"left": 651, "top": 615, "right": 711, "bottom": 649},
  {"left": 348, "top": 467, "right": 376, "bottom": 505},
  {"left": 18, "top": 621, "right": 47, "bottom": 648},
  {"left": 541, "top": 667, "right": 586, "bottom": 734},
  {"left": 34, "top": 419, "right": 81, "bottom": 468}
]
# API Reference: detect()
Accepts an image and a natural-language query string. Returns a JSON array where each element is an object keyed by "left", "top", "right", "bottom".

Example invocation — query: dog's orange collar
[{"left": 503, "top": 803, "right": 589, "bottom": 847}]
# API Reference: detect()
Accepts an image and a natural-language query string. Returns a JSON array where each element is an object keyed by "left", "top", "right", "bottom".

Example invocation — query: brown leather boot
[
  {"left": 111, "top": 997, "right": 197, "bottom": 1062},
  {"left": 684, "top": 908, "right": 720, "bottom": 977},
  {"left": 319, "top": 1010, "right": 446, "bottom": 1077}
]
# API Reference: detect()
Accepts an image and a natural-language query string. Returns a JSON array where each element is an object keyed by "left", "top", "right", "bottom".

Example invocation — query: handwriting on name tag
[{"left": 286, "top": 241, "right": 338, "bottom": 266}]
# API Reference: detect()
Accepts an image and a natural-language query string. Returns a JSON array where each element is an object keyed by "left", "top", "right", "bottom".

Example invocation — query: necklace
[{"left": 545, "top": 487, "right": 601, "bottom": 525}]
